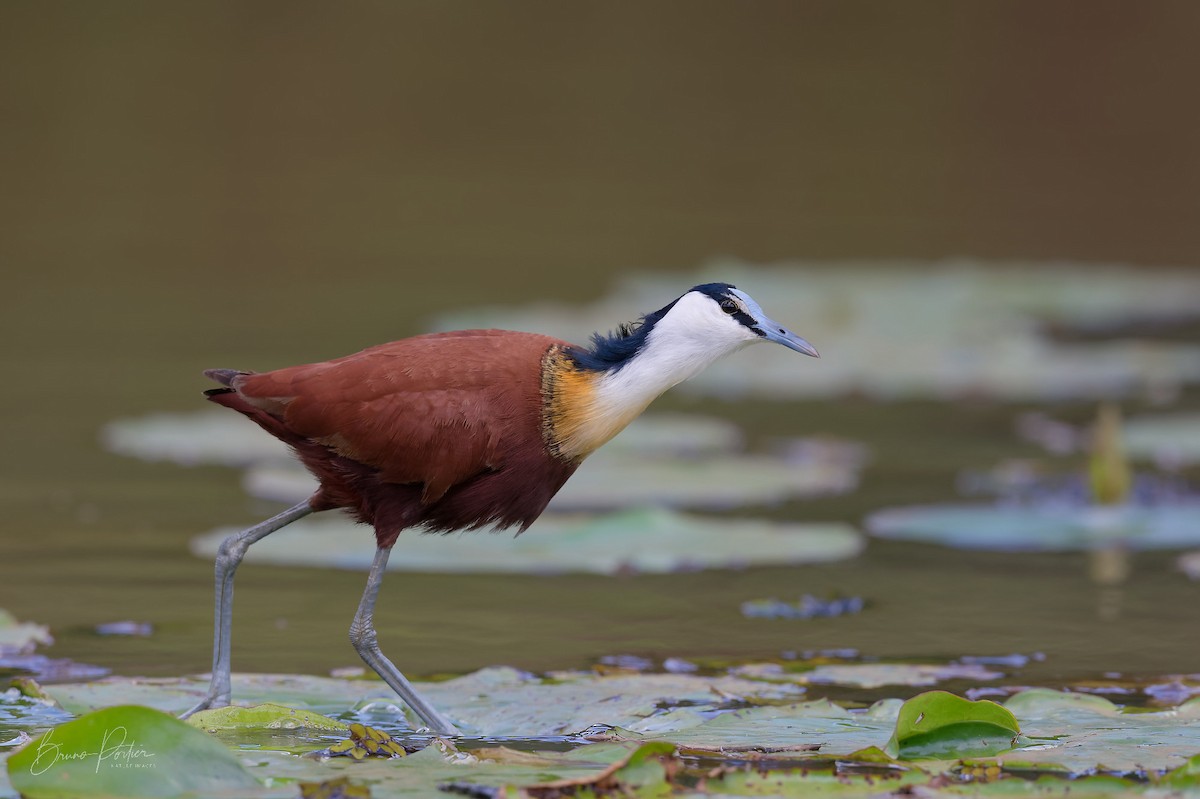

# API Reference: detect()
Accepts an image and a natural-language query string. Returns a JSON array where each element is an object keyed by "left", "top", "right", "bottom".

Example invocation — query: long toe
[{"left": 178, "top": 695, "right": 228, "bottom": 720}]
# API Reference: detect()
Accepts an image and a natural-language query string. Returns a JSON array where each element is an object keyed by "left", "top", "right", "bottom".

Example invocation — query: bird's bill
[{"left": 759, "top": 321, "right": 820, "bottom": 358}]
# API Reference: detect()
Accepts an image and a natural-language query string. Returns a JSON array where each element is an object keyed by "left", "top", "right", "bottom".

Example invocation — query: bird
[{"left": 181, "top": 282, "right": 818, "bottom": 734}]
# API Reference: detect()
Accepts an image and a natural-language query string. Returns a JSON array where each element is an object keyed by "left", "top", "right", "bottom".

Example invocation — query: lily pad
[
  {"left": 6, "top": 704, "right": 259, "bottom": 797},
  {"left": 0, "top": 654, "right": 110, "bottom": 684},
  {"left": 885, "top": 691, "right": 1020, "bottom": 760},
  {"left": 1002, "top": 689, "right": 1200, "bottom": 772},
  {"left": 732, "top": 662, "right": 1003, "bottom": 689},
  {"left": 509, "top": 740, "right": 677, "bottom": 798},
  {"left": 101, "top": 409, "right": 291, "bottom": 466},
  {"left": 432, "top": 260, "right": 1200, "bottom": 401},
  {"left": 866, "top": 502, "right": 1200, "bottom": 551},
  {"left": 192, "top": 507, "right": 862, "bottom": 575},
  {"left": 642, "top": 699, "right": 897, "bottom": 755},
  {"left": 1123, "top": 412, "right": 1200, "bottom": 467},
  {"left": 597, "top": 413, "right": 745, "bottom": 457},
  {"left": 0, "top": 610, "right": 52, "bottom": 655},
  {"left": 184, "top": 702, "right": 347, "bottom": 732}
]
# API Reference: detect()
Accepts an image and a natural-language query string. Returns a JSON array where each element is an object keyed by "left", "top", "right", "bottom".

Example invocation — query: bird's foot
[{"left": 178, "top": 693, "right": 229, "bottom": 720}]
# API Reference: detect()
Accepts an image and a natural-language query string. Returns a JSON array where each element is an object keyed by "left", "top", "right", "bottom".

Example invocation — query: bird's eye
[{"left": 720, "top": 300, "right": 739, "bottom": 315}]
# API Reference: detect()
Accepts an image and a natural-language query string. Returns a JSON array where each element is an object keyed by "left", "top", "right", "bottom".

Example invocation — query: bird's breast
[{"left": 540, "top": 347, "right": 653, "bottom": 462}]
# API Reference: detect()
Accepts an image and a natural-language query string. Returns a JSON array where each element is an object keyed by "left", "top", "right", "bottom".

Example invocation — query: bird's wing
[{"left": 233, "top": 331, "right": 561, "bottom": 504}]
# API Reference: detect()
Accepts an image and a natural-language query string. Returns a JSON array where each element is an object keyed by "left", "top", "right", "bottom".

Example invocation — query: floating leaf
[
  {"left": 638, "top": 699, "right": 896, "bottom": 755},
  {"left": 184, "top": 702, "right": 347, "bottom": 732},
  {"left": 730, "top": 662, "right": 1003, "bottom": 690},
  {"left": 6, "top": 704, "right": 258, "bottom": 797},
  {"left": 1124, "top": 412, "right": 1200, "bottom": 466},
  {"left": 885, "top": 691, "right": 1019, "bottom": 760},
  {"left": 867, "top": 502, "right": 1200, "bottom": 551},
  {"left": 101, "top": 409, "right": 291, "bottom": 466},
  {"left": 192, "top": 507, "right": 862, "bottom": 575},
  {"left": 0, "top": 653, "right": 109, "bottom": 684},
  {"left": 1003, "top": 687, "right": 1119, "bottom": 717},
  {"left": 514, "top": 741, "right": 677, "bottom": 799},
  {"left": 0, "top": 610, "right": 52, "bottom": 655},
  {"left": 602, "top": 413, "right": 744, "bottom": 457},
  {"left": 802, "top": 663, "right": 1003, "bottom": 689}
]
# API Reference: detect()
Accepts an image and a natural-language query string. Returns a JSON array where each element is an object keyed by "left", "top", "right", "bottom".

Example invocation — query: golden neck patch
[{"left": 541, "top": 347, "right": 653, "bottom": 462}]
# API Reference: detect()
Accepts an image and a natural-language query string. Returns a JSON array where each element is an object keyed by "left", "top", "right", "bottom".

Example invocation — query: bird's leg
[
  {"left": 350, "top": 545, "right": 461, "bottom": 736},
  {"left": 179, "top": 500, "right": 314, "bottom": 719}
]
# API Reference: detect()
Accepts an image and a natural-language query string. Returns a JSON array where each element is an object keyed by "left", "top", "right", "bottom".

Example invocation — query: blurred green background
[{"left": 2, "top": 3, "right": 1199, "bottom": 687}]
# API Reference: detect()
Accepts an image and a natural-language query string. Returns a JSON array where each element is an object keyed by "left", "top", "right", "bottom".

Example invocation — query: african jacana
[{"left": 182, "top": 283, "right": 817, "bottom": 734}]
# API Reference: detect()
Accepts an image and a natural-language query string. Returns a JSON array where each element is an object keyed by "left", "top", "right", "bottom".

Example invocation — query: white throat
[{"left": 587, "top": 291, "right": 759, "bottom": 437}]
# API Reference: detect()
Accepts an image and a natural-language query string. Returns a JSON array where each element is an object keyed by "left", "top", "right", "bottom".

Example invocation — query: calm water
[{"left": 2, "top": 3, "right": 1199, "bottom": 692}]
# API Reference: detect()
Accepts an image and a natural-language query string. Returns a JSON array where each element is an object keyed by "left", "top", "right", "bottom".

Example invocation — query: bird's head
[
  {"left": 682, "top": 283, "right": 820, "bottom": 358},
  {"left": 571, "top": 282, "right": 817, "bottom": 375},
  {"left": 550, "top": 282, "right": 817, "bottom": 459}
]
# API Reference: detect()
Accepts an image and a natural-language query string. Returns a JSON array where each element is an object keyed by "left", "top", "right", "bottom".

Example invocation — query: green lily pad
[
  {"left": 867, "top": 503, "right": 1200, "bottom": 551},
  {"left": 885, "top": 691, "right": 1019, "bottom": 760},
  {"left": 192, "top": 507, "right": 862, "bottom": 575},
  {"left": 184, "top": 702, "right": 347, "bottom": 732},
  {"left": 432, "top": 261, "right": 1200, "bottom": 401},
  {"left": 6, "top": 704, "right": 258, "bottom": 797},
  {"left": 595, "top": 413, "right": 745, "bottom": 457}
]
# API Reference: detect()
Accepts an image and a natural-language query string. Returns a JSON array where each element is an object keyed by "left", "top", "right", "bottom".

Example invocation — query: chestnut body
[{"left": 206, "top": 330, "right": 580, "bottom": 547}]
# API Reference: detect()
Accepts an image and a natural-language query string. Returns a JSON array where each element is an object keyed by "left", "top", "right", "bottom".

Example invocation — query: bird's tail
[
  {"left": 203, "top": 368, "right": 252, "bottom": 396},
  {"left": 204, "top": 368, "right": 247, "bottom": 386}
]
